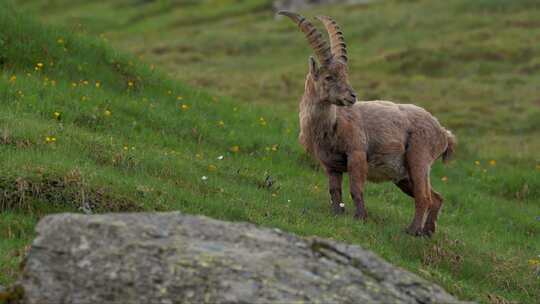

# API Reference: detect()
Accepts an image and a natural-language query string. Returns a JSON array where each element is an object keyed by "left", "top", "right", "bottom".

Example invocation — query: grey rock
[
  {"left": 274, "top": 0, "right": 375, "bottom": 12},
  {"left": 16, "top": 212, "right": 472, "bottom": 304}
]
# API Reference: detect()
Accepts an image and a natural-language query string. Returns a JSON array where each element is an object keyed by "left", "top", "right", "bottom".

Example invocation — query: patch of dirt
[
  {"left": 0, "top": 129, "right": 32, "bottom": 149},
  {"left": 151, "top": 44, "right": 195, "bottom": 55},
  {"left": 486, "top": 293, "right": 518, "bottom": 304},
  {"left": 421, "top": 234, "right": 464, "bottom": 273},
  {"left": 0, "top": 170, "right": 142, "bottom": 213},
  {"left": 506, "top": 20, "right": 540, "bottom": 29},
  {"left": 384, "top": 46, "right": 533, "bottom": 76}
]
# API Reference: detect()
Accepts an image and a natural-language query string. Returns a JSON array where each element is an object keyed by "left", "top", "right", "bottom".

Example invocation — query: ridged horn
[
  {"left": 278, "top": 11, "right": 333, "bottom": 65},
  {"left": 316, "top": 15, "right": 348, "bottom": 64}
]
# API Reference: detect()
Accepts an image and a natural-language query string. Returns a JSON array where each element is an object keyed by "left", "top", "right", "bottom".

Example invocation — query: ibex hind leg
[
  {"left": 423, "top": 188, "right": 443, "bottom": 236},
  {"left": 395, "top": 178, "right": 414, "bottom": 198},
  {"left": 404, "top": 145, "right": 435, "bottom": 237},
  {"left": 395, "top": 178, "right": 443, "bottom": 237}
]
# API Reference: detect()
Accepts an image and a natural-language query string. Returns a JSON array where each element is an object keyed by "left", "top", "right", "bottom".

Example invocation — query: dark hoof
[
  {"left": 422, "top": 222, "right": 436, "bottom": 237},
  {"left": 353, "top": 212, "right": 367, "bottom": 221},
  {"left": 405, "top": 226, "right": 426, "bottom": 237},
  {"left": 331, "top": 203, "right": 345, "bottom": 215}
]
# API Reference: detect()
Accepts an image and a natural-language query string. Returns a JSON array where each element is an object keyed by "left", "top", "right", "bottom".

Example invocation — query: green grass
[{"left": 2, "top": 0, "right": 540, "bottom": 303}]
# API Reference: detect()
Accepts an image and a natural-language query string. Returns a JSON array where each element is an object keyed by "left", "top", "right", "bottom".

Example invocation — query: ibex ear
[{"left": 308, "top": 56, "right": 319, "bottom": 80}]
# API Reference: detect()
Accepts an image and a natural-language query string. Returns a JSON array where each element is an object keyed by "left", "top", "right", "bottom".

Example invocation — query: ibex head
[{"left": 279, "top": 11, "right": 357, "bottom": 106}]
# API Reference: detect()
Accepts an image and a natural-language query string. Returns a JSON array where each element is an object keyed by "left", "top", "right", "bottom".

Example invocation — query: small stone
[
  {"left": 201, "top": 176, "right": 208, "bottom": 181},
  {"left": 339, "top": 203, "right": 345, "bottom": 208}
]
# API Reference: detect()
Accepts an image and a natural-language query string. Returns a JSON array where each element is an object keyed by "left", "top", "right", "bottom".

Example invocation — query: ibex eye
[{"left": 325, "top": 76, "right": 334, "bottom": 82}]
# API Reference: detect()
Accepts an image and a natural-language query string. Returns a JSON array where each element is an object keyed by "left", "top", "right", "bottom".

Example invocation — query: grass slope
[{"left": 2, "top": 0, "right": 540, "bottom": 303}]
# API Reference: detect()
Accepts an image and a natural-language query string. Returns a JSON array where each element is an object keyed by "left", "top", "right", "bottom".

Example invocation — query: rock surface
[
  {"left": 15, "top": 212, "right": 471, "bottom": 304},
  {"left": 273, "top": 0, "right": 375, "bottom": 12}
]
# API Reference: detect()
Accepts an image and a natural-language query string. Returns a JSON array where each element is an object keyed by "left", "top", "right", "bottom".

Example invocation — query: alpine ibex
[{"left": 279, "top": 11, "right": 456, "bottom": 236}]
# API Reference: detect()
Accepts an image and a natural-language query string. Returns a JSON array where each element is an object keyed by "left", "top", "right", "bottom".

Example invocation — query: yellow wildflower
[
  {"left": 71, "top": 82, "right": 77, "bottom": 87},
  {"left": 36, "top": 63, "right": 44, "bottom": 68},
  {"left": 104, "top": 110, "right": 112, "bottom": 116},
  {"left": 123, "top": 146, "right": 129, "bottom": 151},
  {"left": 95, "top": 81, "right": 101, "bottom": 88},
  {"left": 128, "top": 81, "right": 134, "bottom": 87},
  {"left": 167, "top": 90, "right": 172, "bottom": 95},
  {"left": 181, "top": 104, "right": 190, "bottom": 111},
  {"left": 271, "top": 144, "right": 279, "bottom": 152},
  {"left": 230, "top": 146, "right": 240, "bottom": 153},
  {"left": 208, "top": 164, "right": 217, "bottom": 172},
  {"left": 217, "top": 120, "right": 225, "bottom": 127},
  {"left": 195, "top": 153, "right": 203, "bottom": 159},
  {"left": 53, "top": 112, "right": 61, "bottom": 119},
  {"left": 441, "top": 176, "right": 448, "bottom": 182},
  {"left": 9, "top": 75, "right": 16, "bottom": 82},
  {"left": 474, "top": 160, "right": 480, "bottom": 166},
  {"left": 259, "top": 117, "right": 267, "bottom": 126},
  {"left": 489, "top": 160, "right": 496, "bottom": 166},
  {"left": 57, "top": 38, "right": 64, "bottom": 44},
  {"left": 176, "top": 96, "right": 183, "bottom": 100},
  {"left": 528, "top": 259, "right": 540, "bottom": 266}
]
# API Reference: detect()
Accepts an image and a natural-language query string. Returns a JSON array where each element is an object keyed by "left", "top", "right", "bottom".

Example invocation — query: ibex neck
[
  {"left": 300, "top": 77, "right": 337, "bottom": 133},
  {"left": 301, "top": 99, "right": 336, "bottom": 128}
]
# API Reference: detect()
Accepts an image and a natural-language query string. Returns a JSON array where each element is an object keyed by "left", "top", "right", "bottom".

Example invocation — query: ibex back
[{"left": 279, "top": 11, "right": 456, "bottom": 236}]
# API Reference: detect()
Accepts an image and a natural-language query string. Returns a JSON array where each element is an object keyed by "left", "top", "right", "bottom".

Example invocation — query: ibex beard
[{"left": 279, "top": 11, "right": 456, "bottom": 237}]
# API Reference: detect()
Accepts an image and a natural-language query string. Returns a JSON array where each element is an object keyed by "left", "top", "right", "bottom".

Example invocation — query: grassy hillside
[{"left": 2, "top": 0, "right": 540, "bottom": 303}]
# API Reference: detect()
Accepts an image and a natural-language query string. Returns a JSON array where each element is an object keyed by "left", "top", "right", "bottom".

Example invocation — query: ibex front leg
[
  {"left": 326, "top": 169, "right": 345, "bottom": 214},
  {"left": 348, "top": 151, "right": 368, "bottom": 220}
]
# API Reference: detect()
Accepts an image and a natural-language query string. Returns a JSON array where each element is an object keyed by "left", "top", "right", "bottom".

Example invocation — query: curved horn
[
  {"left": 316, "top": 15, "right": 348, "bottom": 64},
  {"left": 278, "top": 11, "right": 333, "bottom": 65}
]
